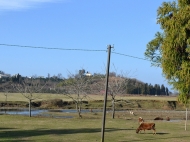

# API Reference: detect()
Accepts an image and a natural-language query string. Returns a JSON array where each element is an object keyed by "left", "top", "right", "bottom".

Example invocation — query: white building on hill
[
  {"left": 85, "top": 72, "right": 92, "bottom": 77},
  {"left": 0, "top": 74, "right": 11, "bottom": 78}
]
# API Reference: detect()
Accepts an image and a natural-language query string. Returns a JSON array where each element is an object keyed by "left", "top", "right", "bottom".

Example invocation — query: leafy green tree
[
  {"left": 142, "top": 83, "right": 149, "bottom": 95},
  {"left": 148, "top": 84, "right": 155, "bottom": 95},
  {"left": 145, "top": 0, "right": 190, "bottom": 103},
  {"left": 161, "top": 84, "right": 166, "bottom": 95},
  {"left": 11, "top": 73, "right": 22, "bottom": 83},
  {"left": 166, "top": 87, "right": 169, "bottom": 96},
  {"left": 125, "top": 79, "right": 134, "bottom": 94},
  {"left": 154, "top": 84, "right": 161, "bottom": 95},
  {"left": 0, "top": 70, "right": 5, "bottom": 74}
]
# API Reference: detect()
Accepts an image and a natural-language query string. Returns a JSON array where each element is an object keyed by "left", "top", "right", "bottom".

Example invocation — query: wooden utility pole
[{"left": 101, "top": 45, "right": 113, "bottom": 142}]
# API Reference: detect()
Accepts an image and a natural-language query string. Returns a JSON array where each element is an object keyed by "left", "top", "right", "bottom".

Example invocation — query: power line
[
  {"left": 112, "top": 51, "right": 150, "bottom": 61},
  {"left": 0, "top": 43, "right": 106, "bottom": 52},
  {"left": 0, "top": 43, "right": 150, "bottom": 61}
]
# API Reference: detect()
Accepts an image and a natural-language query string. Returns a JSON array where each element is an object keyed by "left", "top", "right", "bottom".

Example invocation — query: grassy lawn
[
  {"left": 0, "top": 114, "right": 190, "bottom": 142},
  {"left": 0, "top": 93, "right": 189, "bottom": 142}
]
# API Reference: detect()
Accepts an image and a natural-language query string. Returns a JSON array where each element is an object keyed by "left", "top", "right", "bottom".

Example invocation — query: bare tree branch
[{"left": 12, "top": 78, "right": 47, "bottom": 117}]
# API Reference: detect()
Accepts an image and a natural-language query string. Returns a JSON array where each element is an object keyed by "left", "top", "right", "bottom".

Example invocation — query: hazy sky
[{"left": 0, "top": 0, "right": 173, "bottom": 90}]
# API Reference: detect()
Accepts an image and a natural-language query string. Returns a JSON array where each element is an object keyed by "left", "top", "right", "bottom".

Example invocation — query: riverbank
[{"left": 0, "top": 98, "right": 189, "bottom": 111}]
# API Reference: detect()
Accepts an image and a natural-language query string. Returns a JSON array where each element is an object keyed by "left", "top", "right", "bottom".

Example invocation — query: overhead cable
[
  {"left": 0, "top": 43, "right": 106, "bottom": 52},
  {"left": 0, "top": 43, "right": 149, "bottom": 61}
]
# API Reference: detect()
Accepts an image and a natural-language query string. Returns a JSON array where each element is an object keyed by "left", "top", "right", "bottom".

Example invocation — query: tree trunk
[
  {"left": 112, "top": 100, "right": 115, "bottom": 119},
  {"left": 29, "top": 100, "right": 31, "bottom": 117},
  {"left": 76, "top": 103, "right": 82, "bottom": 118},
  {"left": 5, "top": 95, "right": 7, "bottom": 114}
]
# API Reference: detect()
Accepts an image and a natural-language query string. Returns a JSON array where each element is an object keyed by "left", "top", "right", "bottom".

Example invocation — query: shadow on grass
[
  {"left": 106, "top": 128, "right": 135, "bottom": 131},
  {"left": 156, "top": 132, "right": 170, "bottom": 135},
  {"left": 0, "top": 140, "right": 31, "bottom": 142},
  {"left": 137, "top": 132, "right": 169, "bottom": 135},
  {"left": 119, "top": 135, "right": 190, "bottom": 142},
  {"left": 0, "top": 127, "right": 134, "bottom": 140},
  {"left": 0, "top": 128, "right": 16, "bottom": 130}
]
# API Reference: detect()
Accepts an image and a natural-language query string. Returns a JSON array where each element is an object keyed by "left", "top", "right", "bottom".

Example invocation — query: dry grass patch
[{"left": 0, "top": 93, "right": 177, "bottom": 102}]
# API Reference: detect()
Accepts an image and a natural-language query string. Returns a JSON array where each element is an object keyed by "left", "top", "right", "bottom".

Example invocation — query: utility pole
[{"left": 101, "top": 45, "right": 113, "bottom": 142}]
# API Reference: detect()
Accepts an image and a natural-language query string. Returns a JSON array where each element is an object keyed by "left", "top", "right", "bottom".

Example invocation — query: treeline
[
  {"left": 0, "top": 73, "right": 63, "bottom": 93},
  {"left": 0, "top": 70, "right": 170, "bottom": 95},
  {"left": 125, "top": 78, "right": 169, "bottom": 95}
]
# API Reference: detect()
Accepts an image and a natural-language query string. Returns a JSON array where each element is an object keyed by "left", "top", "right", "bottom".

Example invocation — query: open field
[
  {"left": 0, "top": 113, "right": 190, "bottom": 142},
  {"left": 0, "top": 93, "right": 178, "bottom": 102},
  {"left": 0, "top": 93, "right": 190, "bottom": 141},
  {"left": 0, "top": 92, "right": 188, "bottom": 111}
]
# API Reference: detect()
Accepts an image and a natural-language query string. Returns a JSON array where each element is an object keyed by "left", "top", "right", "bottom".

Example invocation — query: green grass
[
  {"left": 0, "top": 114, "right": 190, "bottom": 142},
  {"left": 0, "top": 93, "right": 189, "bottom": 142}
]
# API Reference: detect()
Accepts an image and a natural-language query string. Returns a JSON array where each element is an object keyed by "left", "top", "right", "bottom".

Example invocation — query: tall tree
[
  {"left": 155, "top": 84, "right": 161, "bottom": 95},
  {"left": 0, "top": 70, "right": 5, "bottom": 74},
  {"left": 149, "top": 84, "right": 155, "bottom": 95},
  {"left": 145, "top": 0, "right": 190, "bottom": 130},
  {"left": 160, "top": 84, "right": 166, "bottom": 95},
  {"left": 144, "top": 83, "right": 149, "bottom": 95},
  {"left": 145, "top": 0, "right": 190, "bottom": 102},
  {"left": 166, "top": 87, "right": 169, "bottom": 96}
]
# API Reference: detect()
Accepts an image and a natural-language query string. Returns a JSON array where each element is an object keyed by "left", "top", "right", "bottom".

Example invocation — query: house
[
  {"left": 0, "top": 74, "right": 10, "bottom": 79},
  {"left": 86, "top": 72, "right": 92, "bottom": 77}
]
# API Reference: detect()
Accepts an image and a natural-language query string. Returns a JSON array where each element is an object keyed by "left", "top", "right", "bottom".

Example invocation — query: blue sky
[{"left": 0, "top": 0, "right": 173, "bottom": 90}]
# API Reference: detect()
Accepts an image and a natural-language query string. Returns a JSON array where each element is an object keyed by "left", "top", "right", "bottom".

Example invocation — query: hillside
[{"left": 0, "top": 73, "right": 171, "bottom": 96}]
